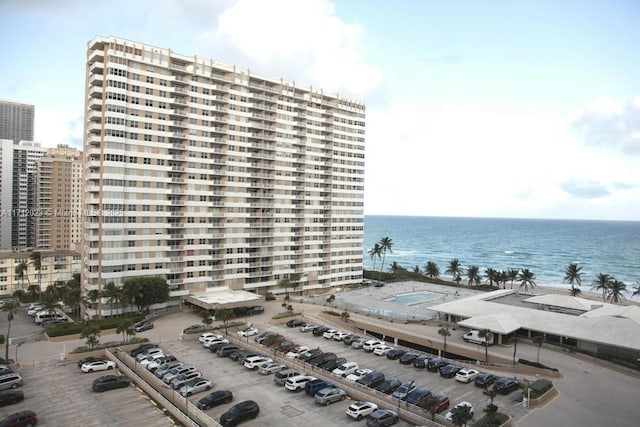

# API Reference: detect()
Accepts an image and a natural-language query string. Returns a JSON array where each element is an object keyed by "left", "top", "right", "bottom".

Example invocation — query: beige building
[
  {"left": 0, "top": 250, "right": 81, "bottom": 297},
  {"left": 36, "top": 145, "right": 84, "bottom": 250},
  {"left": 82, "top": 36, "right": 365, "bottom": 304}
]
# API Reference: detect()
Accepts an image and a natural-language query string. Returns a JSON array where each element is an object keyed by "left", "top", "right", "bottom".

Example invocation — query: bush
[
  {"left": 322, "top": 310, "right": 341, "bottom": 317},
  {"left": 265, "top": 292, "right": 275, "bottom": 301},
  {"left": 518, "top": 358, "right": 558, "bottom": 371},
  {"left": 528, "top": 379, "right": 553, "bottom": 399},
  {"left": 70, "top": 337, "right": 150, "bottom": 354},
  {"left": 0, "top": 335, "right": 4, "bottom": 344},
  {"left": 472, "top": 412, "right": 509, "bottom": 427},
  {"left": 46, "top": 315, "right": 144, "bottom": 337},
  {"left": 271, "top": 312, "right": 301, "bottom": 320}
]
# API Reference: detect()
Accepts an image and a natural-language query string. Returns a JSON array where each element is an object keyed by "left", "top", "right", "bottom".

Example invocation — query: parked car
[
  {"left": 245, "top": 305, "right": 264, "bottom": 315},
  {"left": 0, "top": 373, "right": 21, "bottom": 391},
  {"left": 440, "top": 364, "right": 463, "bottom": 378},
  {"left": 244, "top": 356, "right": 272, "bottom": 370},
  {"left": 286, "top": 319, "right": 306, "bottom": 328},
  {"left": 229, "top": 350, "right": 252, "bottom": 362},
  {"left": 134, "top": 321, "right": 154, "bottom": 332},
  {"left": 182, "top": 324, "right": 206, "bottom": 334},
  {"left": 209, "top": 342, "right": 232, "bottom": 353},
  {"left": 309, "top": 352, "right": 336, "bottom": 367},
  {"left": 445, "top": 401, "right": 474, "bottom": 421},
  {"left": 455, "top": 368, "right": 480, "bottom": 383},
  {"left": 254, "top": 332, "right": 277, "bottom": 344},
  {"left": 163, "top": 365, "right": 196, "bottom": 384},
  {"left": 391, "top": 381, "right": 416, "bottom": 400},
  {"left": 385, "top": 348, "right": 406, "bottom": 360},
  {"left": 92, "top": 375, "right": 131, "bottom": 392},
  {"left": 332, "top": 361, "right": 359, "bottom": 377},
  {"left": 412, "top": 355, "right": 429, "bottom": 368},
  {"left": 139, "top": 352, "right": 167, "bottom": 367},
  {"left": 299, "top": 323, "right": 317, "bottom": 332},
  {"left": 298, "top": 349, "right": 322, "bottom": 363},
  {"left": 346, "top": 401, "right": 378, "bottom": 420},
  {"left": 146, "top": 355, "right": 177, "bottom": 372},
  {"left": 199, "top": 332, "right": 223, "bottom": 343},
  {"left": 273, "top": 370, "right": 301, "bottom": 386},
  {"left": 432, "top": 393, "right": 450, "bottom": 413},
  {"left": 257, "top": 362, "right": 287, "bottom": 375},
  {"left": 474, "top": 372, "right": 497, "bottom": 388},
  {"left": 373, "top": 345, "right": 393, "bottom": 356},
  {"left": 312, "top": 326, "right": 330, "bottom": 336},
  {"left": 129, "top": 343, "right": 157, "bottom": 358},
  {"left": 322, "top": 329, "right": 339, "bottom": 339},
  {"left": 342, "top": 335, "right": 362, "bottom": 345},
  {"left": 171, "top": 371, "right": 202, "bottom": 390},
  {"left": 357, "top": 370, "right": 385, "bottom": 388},
  {"left": 0, "top": 410, "right": 38, "bottom": 427},
  {"left": 0, "top": 390, "right": 24, "bottom": 407},
  {"left": 399, "top": 352, "right": 419, "bottom": 365},
  {"left": 314, "top": 387, "right": 346, "bottom": 405},
  {"left": 404, "top": 387, "right": 432, "bottom": 406},
  {"left": 135, "top": 347, "right": 163, "bottom": 361},
  {"left": 219, "top": 400, "right": 259, "bottom": 426},
  {"left": 179, "top": 378, "right": 212, "bottom": 397},
  {"left": 197, "top": 390, "right": 233, "bottom": 410},
  {"left": 155, "top": 361, "right": 184, "bottom": 378},
  {"left": 365, "top": 409, "right": 399, "bottom": 427},
  {"left": 285, "top": 375, "right": 316, "bottom": 392},
  {"left": 345, "top": 368, "right": 372, "bottom": 382},
  {"left": 321, "top": 357, "right": 346, "bottom": 372},
  {"left": 202, "top": 338, "right": 229, "bottom": 348},
  {"left": 77, "top": 356, "right": 102, "bottom": 368},
  {"left": 237, "top": 327, "right": 258, "bottom": 337},
  {"left": 351, "top": 338, "right": 367, "bottom": 349},
  {"left": 494, "top": 377, "right": 520, "bottom": 394},
  {"left": 81, "top": 360, "right": 116, "bottom": 373},
  {"left": 332, "top": 331, "right": 350, "bottom": 341},
  {"left": 374, "top": 378, "right": 401, "bottom": 395},
  {"left": 304, "top": 379, "right": 334, "bottom": 396},
  {"left": 285, "top": 346, "right": 310, "bottom": 359},
  {"left": 217, "top": 345, "right": 242, "bottom": 357},
  {"left": 426, "top": 357, "right": 447, "bottom": 372},
  {"left": 362, "top": 340, "right": 383, "bottom": 352}
]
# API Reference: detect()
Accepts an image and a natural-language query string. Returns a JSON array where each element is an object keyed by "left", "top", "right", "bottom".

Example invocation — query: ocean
[{"left": 363, "top": 216, "right": 640, "bottom": 298}]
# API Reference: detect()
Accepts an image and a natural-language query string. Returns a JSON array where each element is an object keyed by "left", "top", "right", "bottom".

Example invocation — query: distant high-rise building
[
  {"left": 82, "top": 36, "right": 365, "bottom": 310},
  {"left": 0, "top": 99, "right": 35, "bottom": 143},
  {"left": 36, "top": 145, "right": 84, "bottom": 250}
]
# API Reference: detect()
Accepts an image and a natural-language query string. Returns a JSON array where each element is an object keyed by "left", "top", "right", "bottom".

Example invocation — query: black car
[
  {"left": 246, "top": 305, "right": 264, "bottom": 315},
  {"left": 134, "top": 321, "right": 154, "bottom": 332},
  {"left": 229, "top": 350, "right": 252, "bottom": 362},
  {"left": 365, "top": 409, "right": 399, "bottom": 427},
  {"left": 298, "top": 349, "right": 323, "bottom": 362},
  {"left": 129, "top": 343, "right": 157, "bottom": 358},
  {"left": 217, "top": 345, "right": 241, "bottom": 357},
  {"left": 474, "top": 372, "right": 497, "bottom": 388},
  {"left": 312, "top": 326, "right": 330, "bottom": 336},
  {"left": 412, "top": 355, "right": 430, "bottom": 368},
  {"left": 404, "top": 387, "right": 432, "bottom": 406},
  {"left": 357, "top": 370, "right": 385, "bottom": 388},
  {"left": 208, "top": 342, "right": 231, "bottom": 353},
  {"left": 0, "top": 410, "right": 38, "bottom": 427},
  {"left": 426, "top": 357, "right": 447, "bottom": 372},
  {"left": 494, "top": 377, "right": 519, "bottom": 394},
  {"left": 386, "top": 349, "right": 406, "bottom": 360},
  {"left": 309, "top": 352, "right": 336, "bottom": 367},
  {"left": 92, "top": 375, "right": 131, "bottom": 392},
  {"left": 286, "top": 319, "right": 306, "bottom": 328},
  {"left": 197, "top": 390, "right": 233, "bottom": 410},
  {"left": 375, "top": 378, "right": 401, "bottom": 395},
  {"left": 77, "top": 356, "right": 102, "bottom": 368},
  {"left": 399, "top": 352, "right": 418, "bottom": 365},
  {"left": 219, "top": 400, "right": 259, "bottom": 426},
  {"left": 321, "top": 357, "right": 346, "bottom": 372},
  {"left": 439, "top": 364, "right": 462, "bottom": 378},
  {"left": 0, "top": 391, "right": 24, "bottom": 407}
]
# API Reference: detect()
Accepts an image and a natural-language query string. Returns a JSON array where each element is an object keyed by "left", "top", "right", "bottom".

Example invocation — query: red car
[
  {"left": 433, "top": 394, "right": 450, "bottom": 412},
  {"left": 0, "top": 410, "right": 38, "bottom": 427}
]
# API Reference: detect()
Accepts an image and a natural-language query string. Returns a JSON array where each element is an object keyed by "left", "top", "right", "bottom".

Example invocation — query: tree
[
  {"left": 199, "top": 309, "right": 214, "bottom": 329},
  {"left": 277, "top": 277, "right": 291, "bottom": 297},
  {"left": 14, "top": 262, "right": 30, "bottom": 292},
  {"left": 287, "top": 304, "right": 293, "bottom": 313},
  {"left": 80, "top": 323, "right": 101, "bottom": 349},
  {"left": 591, "top": 273, "right": 611, "bottom": 302},
  {"left": 425, "top": 261, "right": 440, "bottom": 279},
  {"left": 517, "top": 268, "right": 536, "bottom": 292},
  {"left": 606, "top": 279, "right": 627, "bottom": 304},
  {"left": 482, "top": 386, "right": 499, "bottom": 423},
  {"left": 451, "top": 404, "right": 473, "bottom": 426},
  {"left": 445, "top": 259, "right": 463, "bottom": 285},
  {"left": 420, "top": 394, "right": 440, "bottom": 421},
  {"left": 367, "top": 243, "right": 382, "bottom": 274},
  {"left": 438, "top": 327, "right": 451, "bottom": 357},
  {"left": 466, "top": 265, "right": 480, "bottom": 288},
  {"left": 216, "top": 308, "right": 234, "bottom": 335},
  {"left": 340, "top": 311, "right": 350, "bottom": 322},
  {"left": 378, "top": 236, "right": 393, "bottom": 282},
  {"left": 39, "top": 292, "right": 61, "bottom": 316},
  {"left": 564, "top": 263, "right": 583, "bottom": 296},
  {"left": 532, "top": 336, "right": 544, "bottom": 364},
  {"left": 29, "top": 251, "right": 42, "bottom": 296},
  {"left": 484, "top": 268, "right": 497, "bottom": 287},
  {"left": 2, "top": 301, "right": 18, "bottom": 361},
  {"left": 507, "top": 269, "right": 519, "bottom": 289},
  {"left": 510, "top": 337, "right": 519, "bottom": 366},
  {"left": 101, "top": 281, "right": 120, "bottom": 318},
  {"left": 326, "top": 294, "right": 335, "bottom": 308},
  {"left": 122, "top": 277, "right": 169, "bottom": 316},
  {"left": 496, "top": 270, "right": 508, "bottom": 289},
  {"left": 479, "top": 329, "right": 491, "bottom": 362},
  {"left": 116, "top": 318, "right": 136, "bottom": 343},
  {"left": 412, "top": 265, "right": 421, "bottom": 274},
  {"left": 289, "top": 272, "right": 302, "bottom": 296},
  {"left": 388, "top": 261, "right": 404, "bottom": 274},
  {"left": 63, "top": 287, "right": 82, "bottom": 319}
]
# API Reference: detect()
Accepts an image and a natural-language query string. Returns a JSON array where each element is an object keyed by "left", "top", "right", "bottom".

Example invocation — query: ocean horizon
[{"left": 363, "top": 215, "right": 640, "bottom": 298}]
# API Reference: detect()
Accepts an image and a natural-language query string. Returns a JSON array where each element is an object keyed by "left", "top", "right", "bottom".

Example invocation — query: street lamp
[{"left": 15, "top": 341, "right": 25, "bottom": 364}]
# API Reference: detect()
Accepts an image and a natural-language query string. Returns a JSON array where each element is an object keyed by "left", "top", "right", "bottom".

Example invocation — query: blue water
[
  {"left": 387, "top": 292, "right": 441, "bottom": 305},
  {"left": 364, "top": 216, "right": 640, "bottom": 297}
]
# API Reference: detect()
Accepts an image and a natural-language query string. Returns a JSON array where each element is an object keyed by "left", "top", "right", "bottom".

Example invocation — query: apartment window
[
  {"left": 141, "top": 264, "right": 149, "bottom": 270},
  {"left": 128, "top": 241, "right": 135, "bottom": 247}
]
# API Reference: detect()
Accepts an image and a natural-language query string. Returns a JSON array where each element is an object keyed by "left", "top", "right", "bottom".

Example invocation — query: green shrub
[
  {"left": 271, "top": 312, "right": 301, "bottom": 320},
  {"left": 472, "top": 412, "right": 509, "bottom": 427},
  {"left": 518, "top": 358, "right": 558, "bottom": 371},
  {"left": 70, "top": 337, "right": 149, "bottom": 354},
  {"left": 528, "top": 379, "right": 553, "bottom": 399},
  {"left": 47, "top": 315, "right": 143, "bottom": 337},
  {"left": 322, "top": 310, "right": 341, "bottom": 316},
  {"left": 0, "top": 335, "right": 4, "bottom": 344},
  {"left": 265, "top": 292, "right": 275, "bottom": 301}
]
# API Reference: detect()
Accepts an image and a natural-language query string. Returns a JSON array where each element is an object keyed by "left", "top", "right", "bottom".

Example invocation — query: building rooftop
[{"left": 185, "top": 287, "right": 264, "bottom": 310}]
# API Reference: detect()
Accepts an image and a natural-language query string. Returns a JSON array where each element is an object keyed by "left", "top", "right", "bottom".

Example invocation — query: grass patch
[{"left": 518, "top": 358, "right": 558, "bottom": 372}]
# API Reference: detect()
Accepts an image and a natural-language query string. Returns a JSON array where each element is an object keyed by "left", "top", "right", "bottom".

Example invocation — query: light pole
[{"left": 15, "top": 341, "right": 25, "bottom": 364}]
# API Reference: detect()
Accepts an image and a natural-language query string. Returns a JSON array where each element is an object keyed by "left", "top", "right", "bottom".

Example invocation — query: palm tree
[
  {"left": 277, "top": 277, "right": 291, "bottom": 297},
  {"left": 116, "top": 318, "right": 136, "bottom": 343},
  {"left": 479, "top": 329, "right": 491, "bottom": 362},
  {"left": 412, "top": 265, "right": 421, "bottom": 274},
  {"left": 420, "top": 394, "right": 440, "bottom": 421},
  {"left": 87, "top": 289, "right": 101, "bottom": 318},
  {"left": 591, "top": 273, "right": 611, "bottom": 302},
  {"left": 451, "top": 404, "right": 473, "bottom": 427},
  {"left": 438, "top": 327, "right": 451, "bottom": 357},
  {"left": 2, "top": 301, "right": 18, "bottom": 361},
  {"left": 39, "top": 293, "right": 60, "bottom": 315},
  {"left": 484, "top": 268, "right": 497, "bottom": 287},
  {"left": 606, "top": 279, "right": 627, "bottom": 304},
  {"left": 633, "top": 281, "right": 640, "bottom": 298},
  {"left": 199, "top": 309, "right": 214, "bottom": 329},
  {"left": 510, "top": 337, "right": 519, "bottom": 366},
  {"left": 496, "top": 270, "right": 508, "bottom": 289},
  {"left": 378, "top": 236, "right": 393, "bottom": 281},
  {"left": 564, "top": 263, "right": 583, "bottom": 296},
  {"left": 215, "top": 308, "right": 234, "bottom": 335},
  {"left": 80, "top": 323, "right": 101, "bottom": 349},
  {"left": 517, "top": 268, "right": 536, "bottom": 292},
  {"left": 532, "top": 336, "right": 544, "bottom": 363},
  {"left": 326, "top": 294, "right": 335, "bottom": 308},
  {"left": 14, "top": 262, "right": 30, "bottom": 292},
  {"left": 29, "top": 251, "right": 42, "bottom": 296},
  {"left": 388, "top": 261, "right": 404, "bottom": 274},
  {"left": 63, "top": 287, "right": 82, "bottom": 319},
  {"left": 367, "top": 243, "right": 382, "bottom": 273},
  {"left": 445, "top": 259, "right": 463, "bottom": 285},
  {"left": 101, "top": 281, "right": 120, "bottom": 318},
  {"left": 289, "top": 272, "right": 302, "bottom": 296},
  {"left": 507, "top": 269, "right": 519, "bottom": 289},
  {"left": 466, "top": 265, "right": 480, "bottom": 288},
  {"left": 425, "top": 261, "right": 440, "bottom": 279}
]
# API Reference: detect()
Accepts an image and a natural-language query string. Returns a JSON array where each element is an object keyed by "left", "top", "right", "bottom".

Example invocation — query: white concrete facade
[{"left": 82, "top": 36, "right": 365, "bottom": 299}]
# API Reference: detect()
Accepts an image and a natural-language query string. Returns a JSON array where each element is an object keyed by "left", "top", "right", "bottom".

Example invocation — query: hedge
[
  {"left": 271, "top": 312, "right": 301, "bottom": 320},
  {"left": 518, "top": 358, "right": 559, "bottom": 371},
  {"left": 46, "top": 315, "right": 144, "bottom": 337},
  {"left": 472, "top": 412, "right": 509, "bottom": 427},
  {"left": 528, "top": 378, "right": 553, "bottom": 399}
]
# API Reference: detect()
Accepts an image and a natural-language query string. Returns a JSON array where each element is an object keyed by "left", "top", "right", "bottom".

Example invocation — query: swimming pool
[{"left": 386, "top": 292, "right": 442, "bottom": 305}]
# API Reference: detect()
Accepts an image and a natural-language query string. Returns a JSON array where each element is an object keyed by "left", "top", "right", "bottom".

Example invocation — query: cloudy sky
[{"left": 1, "top": 0, "right": 639, "bottom": 221}]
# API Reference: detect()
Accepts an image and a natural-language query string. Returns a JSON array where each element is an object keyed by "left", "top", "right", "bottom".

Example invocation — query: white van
[
  {"left": 463, "top": 330, "right": 494, "bottom": 346},
  {"left": 34, "top": 311, "right": 65, "bottom": 325}
]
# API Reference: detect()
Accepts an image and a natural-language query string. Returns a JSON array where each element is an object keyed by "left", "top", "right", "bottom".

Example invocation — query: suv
[
  {"left": 494, "top": 377, "right": 519, "bottom": 394},
  {"left": 0, "top": 373, "right": 22, "bottom": 391},
  {"left": 314, "top": 387, "right": 347, "bottom": 405},
  {"left": 246, "top": 305, "right": 264, "bottom": 315},
  {"left": 346, "top": 401, "right": 378, "bottom": 420},
  {"left": 404, "top": 387, "right": 432, "bottom": 406},
  {"left": 0, "top": 410, "right": 38, "bottom": 427},
  {"left": 92, "top": 375, "right": 131, "bottom": 392},
  {"left": 273, "top": 370, "right": 301, "bottom": 386},
  {"left": 426, "top": 357, "right": 447, "bottom": 372},
  {"left": 219, "top": 400, "right": 259, "bottom": 426},
  {"left": 357, "top": 370, "right": 385, "bottom": 388},
  {"left": 171, "top": 371, "right": 202, "bottom": 389},
  {"left": 366, "top": 409, "right": 399, "bottom": 427},
  {"left": 474, "top": 372, "right": 496, "bottom": 388},
  {"left": 285, "top": 375, "right": 316, "bottom": 392},
  {"left": 163, "top": 365, "right": 196, "bottom": 384},
  {"left": 304, "top": 379, "right": 334, "bottom": 396}
]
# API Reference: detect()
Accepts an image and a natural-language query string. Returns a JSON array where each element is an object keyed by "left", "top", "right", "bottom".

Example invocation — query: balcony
[
  {"left": 170, "top": 120, "right": 187, "bottom": 129},
  {"left": 88, "top": 98, "right": 102, "bottom": 110},
  {"left": 171, "top": 132, "right": 187, "bottom": 139},
  {"left": 170, "top": 98, "right": 187, "bottom": 106},
  {"left": 171, "top": 166, "right": 185, "bottom": 172},
  {"left": 172, "top": 75, "right": 188, "bottom": 86},
  {"left": 171, "top": 87, "right": 188, "bottom": 96},
  {"left": 89, "top": 74, "right": 104, "bottom": 87},
  {"left": 170, "top": 177, "right": 185, "bottom": 183},
  {"left": 169, "top": 109, "right": 187, "bottom": 118},
  {"left": 87, "top": 110, "right": 102, "bottom": 122},
  {"left": 171, "top": 143, "right": 186, "bottom": 150}
]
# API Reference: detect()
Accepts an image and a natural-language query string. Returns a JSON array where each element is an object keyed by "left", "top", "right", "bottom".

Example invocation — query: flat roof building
[{"left": 0, "top": 99, "right": 34, "bottom": 143}]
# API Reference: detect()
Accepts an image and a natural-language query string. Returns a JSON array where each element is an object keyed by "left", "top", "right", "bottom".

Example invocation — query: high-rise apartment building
[
  {"left": 0, "top": 99, "right": 35, "bottom": 143},
  {"left": 36, "top": 145, "right": 84, "bottom": 250},
  {"left": 83, "top": 36, "right": 365, "bottom": 303},
  {"left": 0, "top": 140, "right": 47, "bottom": 250}
]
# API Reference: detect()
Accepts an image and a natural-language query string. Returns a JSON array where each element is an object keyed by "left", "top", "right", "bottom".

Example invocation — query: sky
[{"left": 1, "top": 0, "right": 639, "bottom": 221}]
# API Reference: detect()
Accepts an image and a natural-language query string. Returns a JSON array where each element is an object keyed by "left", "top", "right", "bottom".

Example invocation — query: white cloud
[{"left": 35, "top": 110, "right": 84, "bottom": 148}]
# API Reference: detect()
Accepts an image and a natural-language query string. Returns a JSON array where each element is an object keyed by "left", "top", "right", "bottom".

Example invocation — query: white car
[
  {"left": 202, "top": 338, "right": 229, "bottom": 348},
  {"left": 345, "top": 368, "right": 372, "bottom": 382},
  {"left": 445, "top": 401, "right": 474, "bottom": 421},
  {"left": 27, "top": 306, "right": 44, "bottom": 316},
  {"left": 244, "top": 356, "right": 273, "bottom": 370},
  {"left": 285, "top": 346, "right": 310, "bottom": 359},
  {"left": 178, "top": 378, "right": 212, "bottom": 397},
  {"left": 362, "top": 340, "right": 383, "bottom": 352},
  {"left": 257, "top": 362, "right": 287, "bottom": 375},
  {"left": 81, "top": 359, "right": 116, "bottom": 373},
  {"left": 332, "top": 361, "right": 359, "bottom": 377},
  {"left": 199, "top": 332, "right": 223, "bottom": 343},
  {"left": 299, "top": 324, "right": 316, "bottom": 332},
  {"left": 346, "top": 401, "right": 379, "bottom": 420},
  {"left": 139, "top": 352, "right": 166, "bottom": 367},
  {"left": 136, "top": 348, "right": 163, "bottom": 361},
  {"left": 322, "top": 329, "right": 338, "bottom": 339},
  {"left": 332, "top": 331, "right": 350, "bottom": 341},
  {"left": 373, "top": 345, "right": 393, "bottom": 356},
  {"left": 237, "top": 327, "right": 259, "bottom": 337},
  {"left": 455, "top": 368, "right": 480, "bottom": 383}
]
